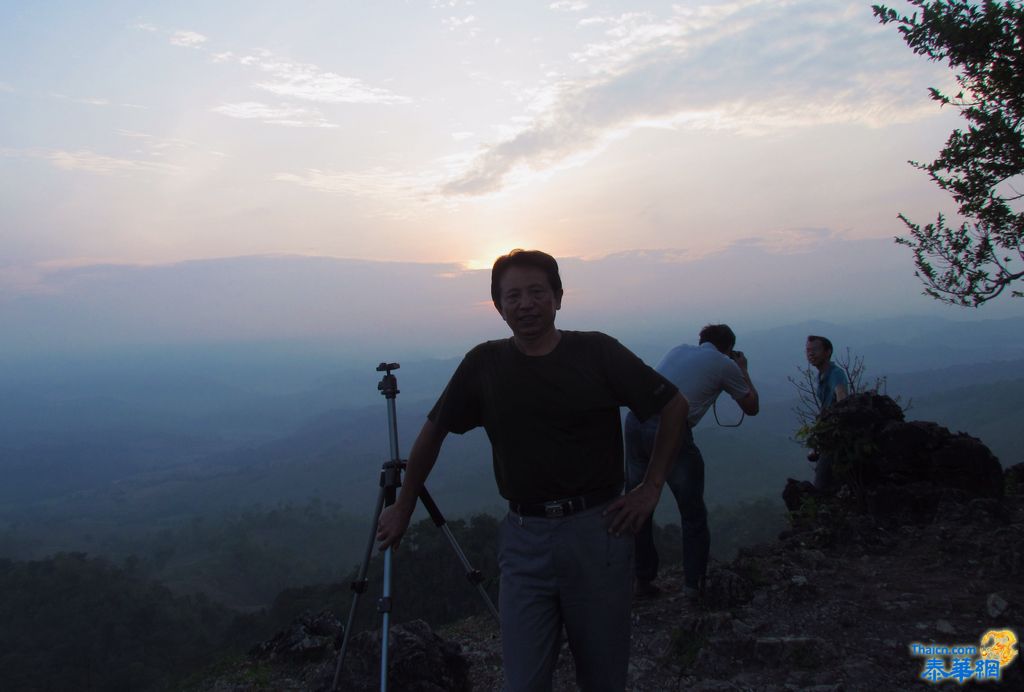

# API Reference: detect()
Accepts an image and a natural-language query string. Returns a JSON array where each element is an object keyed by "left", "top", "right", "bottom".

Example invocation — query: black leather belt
[{"left": 508, "top": 487, "right": 620, "bottom": 518}]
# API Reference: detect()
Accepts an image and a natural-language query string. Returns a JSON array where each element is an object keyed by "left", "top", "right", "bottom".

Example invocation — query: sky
[{"left": 1, "top": 0, "right": 1014, "bottom": 353}]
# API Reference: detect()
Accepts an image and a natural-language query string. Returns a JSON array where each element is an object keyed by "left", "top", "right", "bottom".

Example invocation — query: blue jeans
[
  {"left": 498, "top": 501, "right": 633, "bottom": 692},
  {"left": 624, "top": 412, "right": 709, "bottom": 590}
]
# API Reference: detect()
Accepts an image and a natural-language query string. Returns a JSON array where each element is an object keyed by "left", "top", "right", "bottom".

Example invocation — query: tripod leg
[
  {"left": 379, "top": 547, "right": 393, "bottom": 692},
  {"left": 418, "top": 487, "right": 501, "bottom": 622},
  {"left": 331, "top": 486, "right": 387, "bottom": 691}
]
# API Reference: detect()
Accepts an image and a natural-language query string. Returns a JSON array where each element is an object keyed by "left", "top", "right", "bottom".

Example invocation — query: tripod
[{"left": 331, "top": 362, "right": 500, "bottom": 692}]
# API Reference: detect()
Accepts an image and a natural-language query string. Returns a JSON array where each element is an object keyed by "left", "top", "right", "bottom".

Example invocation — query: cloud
[
  {"left": 443, "top": 15, "right": 480, "bottom": 38},
  {"left": 115, "top": 129, "right": 214, "bottom": 157},
  {"left": 170, "top": 30, "right": 208, "bottom": 48},
  {"left": 0, "top": 82, "right": 14, "bottom": 93},
  {"left": 43, "top": 149, "right": 181, "bottom": 175},
  {"left": 0, "top": 265, "right": 54, "bottom": 296},
  {"left": 441, "top": 0, "right": 949, "bottom": 197},
  {"left": 252, "top": 58, "right": 412, "bottom": 104},
  {"left": 728, "top": 227, "right": 841, "bottom": 255},
  {"left": 210, "top": 50, "right": 411, "bottom": 106},
  {"left": 212, "top": 101, "right": 338, "bottom": 128},
  {"left": 443, "top": 15, "right": 477, "bottom": 29},
  {"left": 8, "top": 239, "right": 1008, "bottom": 360},
  {"left": 550, "top": 1, "right": 589, "bottom": 11},
  {"left": 5, "top": 146, "right": 180, "bottom": 176},
  {"left": 274, "top": 166, "right": 450, "bottom": 211},
  {"left": 274, "top": 149, "right": 482, "bottom": 211},
  {"left": 151, "top": 26, "right": 410, "bottom": 107},
  {"left": 50, "top": 92, "right": 110, "bottom": 106}
]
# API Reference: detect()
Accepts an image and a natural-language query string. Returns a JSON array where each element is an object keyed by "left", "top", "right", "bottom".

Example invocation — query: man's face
[
  {"left": 495, "top": 265, "right": 561, "bottom": 339},
  {"left": 806, "top": 339, "right": 829, "bottom": 368}
]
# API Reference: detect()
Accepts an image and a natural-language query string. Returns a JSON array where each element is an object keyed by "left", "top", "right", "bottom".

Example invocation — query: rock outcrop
[
  {"left": 204, "top": 617, "right": 470, "bottom": 691},
  {"left": 250, "top": 610, "right": 341, "bottom": 664},
  {"left": 338, "top": 618, "right": 471, "bottom": 692},
  {"left": 785, "top": 393, "right": 1004, "bottom": 527}
]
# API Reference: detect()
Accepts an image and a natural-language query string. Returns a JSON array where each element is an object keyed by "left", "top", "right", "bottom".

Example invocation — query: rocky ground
[
  {"left": 194, "top": 396, "right": 1023, "bottom": 691},
  {"left": 194, "top": 488, "right": 1022, "bottom": 691},
  {"left": 441, "top": 490, "right": 1023, "bottom": 691}
]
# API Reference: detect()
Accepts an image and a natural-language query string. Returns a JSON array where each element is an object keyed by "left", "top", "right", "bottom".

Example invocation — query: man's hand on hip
[{"left": 604, "top": 482, "right": 661, "bottom": 536}]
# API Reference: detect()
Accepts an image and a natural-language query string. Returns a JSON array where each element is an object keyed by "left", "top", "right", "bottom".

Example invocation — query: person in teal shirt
[{"left": 806, "top": 334, "right": 849, "bottom": 489}]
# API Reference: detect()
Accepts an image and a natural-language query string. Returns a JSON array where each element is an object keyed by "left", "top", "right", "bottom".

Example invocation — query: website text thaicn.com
[
  {"left": 911, "top": 645, "right": 979, "bottom": 657},
  {"left": 909, "top": 629, "right": 1019, "bottom": 685}
]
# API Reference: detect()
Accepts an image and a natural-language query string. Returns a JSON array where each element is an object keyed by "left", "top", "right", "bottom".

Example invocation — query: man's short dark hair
[
  {"left": 807, "top": 335, "right": 834, "bottom": 356},
  {"left": 491, "top": 249, "right": 563, "bottom": 308},
  {"left": 698, "top": 324, "right": 736, "bottom": 353}
]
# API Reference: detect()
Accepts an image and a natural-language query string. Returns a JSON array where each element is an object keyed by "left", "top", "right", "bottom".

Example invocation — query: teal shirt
[{"left": 817, "top": 362, "right": 848, "bottom": 410}]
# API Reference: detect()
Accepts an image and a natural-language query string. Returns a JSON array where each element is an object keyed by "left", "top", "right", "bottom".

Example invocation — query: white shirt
[{"left": 655, "top": 342, "right": 750, "bottom": 428}]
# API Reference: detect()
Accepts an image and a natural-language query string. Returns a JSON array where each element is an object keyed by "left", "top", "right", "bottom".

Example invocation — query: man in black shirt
[{"left": 377, "top": 249, "right": 688, "bottom": 692}]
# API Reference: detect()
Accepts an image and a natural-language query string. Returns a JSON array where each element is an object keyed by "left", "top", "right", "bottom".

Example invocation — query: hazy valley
[{"left": 2, "top": 314, "right": 1021, "bottom": 604}]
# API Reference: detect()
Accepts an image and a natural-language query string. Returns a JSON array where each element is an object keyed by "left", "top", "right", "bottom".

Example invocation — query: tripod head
[{"left": 377, "top": 362, "right": 400, "bottom": 399}]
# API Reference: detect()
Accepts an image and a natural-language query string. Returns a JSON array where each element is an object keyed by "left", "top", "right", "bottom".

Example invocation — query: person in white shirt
[{"left": 624, "top": 324, "right": 759, "bottom": 600}]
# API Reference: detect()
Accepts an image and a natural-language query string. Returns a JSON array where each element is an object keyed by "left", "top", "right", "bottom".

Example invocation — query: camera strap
[{"left": 712, "top": 399, "right": 744, "bottom": 428}]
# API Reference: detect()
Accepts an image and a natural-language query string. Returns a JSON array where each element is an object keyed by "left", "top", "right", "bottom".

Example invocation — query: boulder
[
  {"left": 250, "top": 610, "right": 341, "bottom": 663},
  {"left": 782, "top": 478, "right": 819, "bottom": 513},
  {"left": 812, "top": 393, "right": 1003, "bottom": 501},
  {"left": 337, "top": 619, "right": 471, "bottom": 692}
]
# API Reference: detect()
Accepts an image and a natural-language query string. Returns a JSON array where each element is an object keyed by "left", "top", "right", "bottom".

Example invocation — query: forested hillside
[
  {"left": 0, "top": 498, "right": 789, "bottom": 691},
  {"left": 0, "top": 553, "right": 258, "bottom": 691}
]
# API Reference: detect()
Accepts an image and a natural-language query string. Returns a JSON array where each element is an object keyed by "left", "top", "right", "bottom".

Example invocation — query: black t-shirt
[{"left": 428, "top": 330, "right": 677, "bottom": 504}]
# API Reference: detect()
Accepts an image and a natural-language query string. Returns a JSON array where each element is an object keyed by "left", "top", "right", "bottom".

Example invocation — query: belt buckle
[{"left": 543, "top": 501, "right": 566, "bottom": 518}]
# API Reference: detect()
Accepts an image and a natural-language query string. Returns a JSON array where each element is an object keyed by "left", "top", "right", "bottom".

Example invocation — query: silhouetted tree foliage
[
  {"left": 788, "top": 349, "right": 908, "bottom": 432},
  {"left": 874, "top": 0, "right": 1024, "bottom": 305},
  {"left": 0, "top": 553, "right": 259, "bottom": 691},
  {"left": 272, "top": 506, "right": 785, "bottom": 636},
  {"left": 131, "top": 499, "right": 367, "bottom": 608},
  {"left": 708, "top": 498, "right": 789, "bottom": 560},
  {"left": 270, "top": 514, "right": 502, "bottom": 636},
  {"left": 292, "top": 506, "right": 786, "bottom": 636},
  {"left": 650, "top": 499, "right": 788, "bottom": 564},
  {"left": 0, "top": 506, "right": 792, "bottom": 690},
  {"left": 652, "top": 522, "right": 684, "bottom": 567}
]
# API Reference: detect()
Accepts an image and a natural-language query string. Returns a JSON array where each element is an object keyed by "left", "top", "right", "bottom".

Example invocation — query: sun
[
  {"left": 462, "top": 242, "right": 531, "bottom": 271},
  {"left": 462, "top": 257, "right": 495, "bottom": 271}
]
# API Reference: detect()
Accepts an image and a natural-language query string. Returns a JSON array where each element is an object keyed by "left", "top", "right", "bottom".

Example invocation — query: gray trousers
[{"left": 498, "top": 502, "right": 633, "bottom": 692}]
